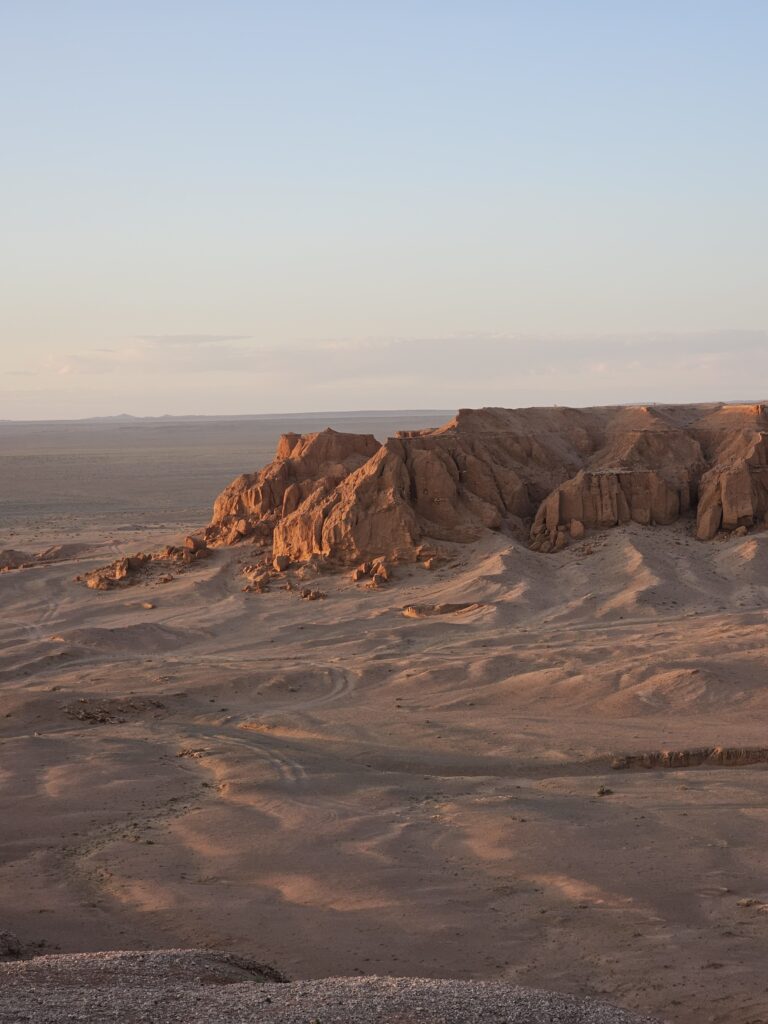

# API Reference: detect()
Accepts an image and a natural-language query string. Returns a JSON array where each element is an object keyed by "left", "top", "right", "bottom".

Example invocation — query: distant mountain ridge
[{"left": 0, "top": 409, "right": 453, "bottom": 426}]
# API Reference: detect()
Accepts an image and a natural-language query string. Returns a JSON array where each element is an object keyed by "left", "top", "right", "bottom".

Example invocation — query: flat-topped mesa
[
  {"left": 206, "top": 403, "right": 768, "bottom": 564},
  {"left": 206, "top": 409, "right": 599, "bottom": 562}
]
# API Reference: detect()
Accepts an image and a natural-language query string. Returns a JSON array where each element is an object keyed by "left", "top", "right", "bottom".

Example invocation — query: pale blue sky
[{"left": 2, "top": 1, "right": 766, "bottom": 418}]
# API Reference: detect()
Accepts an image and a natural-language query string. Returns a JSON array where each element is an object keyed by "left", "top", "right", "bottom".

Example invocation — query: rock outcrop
[
  {"left": 612, "top": 746, "right": 768, "bottom": 770},
  {"left": 695, "top": 429, "right": 768, "bottom": 539},
  {"left": 205, "top": 403, "right": 768, "bottom": 564},
  {"left": 0, "top": 550, "right": 31, "bottom": 572},
  {"left": 79, "top": 537, "right": 210, "bottom": 590},
  {"left": 209, "top": 430, "right": 380, "bottom": 547}
]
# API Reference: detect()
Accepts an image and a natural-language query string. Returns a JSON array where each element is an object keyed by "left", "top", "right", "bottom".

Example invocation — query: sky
[{"left": 1, "top": 1, "right": 767, "bottom": 419}]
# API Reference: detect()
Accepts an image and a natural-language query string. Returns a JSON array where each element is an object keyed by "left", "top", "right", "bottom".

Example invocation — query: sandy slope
[{"left": 3, "top": 519, "right": 768, "bottom": 1022}]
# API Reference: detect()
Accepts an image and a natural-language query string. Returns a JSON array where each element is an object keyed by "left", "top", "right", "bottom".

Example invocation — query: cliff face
[
  {"left": 528, "top": 409, "right": 708, "bottom": 548},
  {"left": 205, "top": 403, "right": 768, "bottom": 562},
  {"left": 209, "top": 429, "right": 380, "bottom": 546},
  {"left": 695, "top": 431, "right": 768, "bottom": 540}
]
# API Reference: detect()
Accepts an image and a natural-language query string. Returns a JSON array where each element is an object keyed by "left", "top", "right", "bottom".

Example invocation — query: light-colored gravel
[{"left": 0, "top": 950, "right": 663, "bottom": 1023}]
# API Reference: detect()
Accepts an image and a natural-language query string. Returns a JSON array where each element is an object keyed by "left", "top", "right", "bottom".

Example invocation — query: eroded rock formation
[
  {"left": 79, "top": 537, "right": 209, "bottom": 590},
  {"left": 210, "top": 430, "right": 380, "bottom": 547},
  {"left": 205, "top": 403, "right": 768, "bottom": 564}
]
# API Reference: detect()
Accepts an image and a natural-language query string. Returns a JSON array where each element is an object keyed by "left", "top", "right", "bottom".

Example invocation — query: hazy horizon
[
  {"left": 0, "top": 407, "right": 454, "bottom": 424},
  {"left": 5, "top": 386, "right": 768, "bottom": 425},
  {"left": 6, "top": 329, "right": 768, "bottom": 420}
]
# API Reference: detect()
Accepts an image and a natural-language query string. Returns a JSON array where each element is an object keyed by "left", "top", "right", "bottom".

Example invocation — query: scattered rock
[
  {"left": 63, "top": 697, "right": 165, "bottom": 725},
  {"left": 243, "top": 579, "right": 269, "bottom": 594},
  {"left": 81, "top": 543, "right": 212, "bottom": 592}
]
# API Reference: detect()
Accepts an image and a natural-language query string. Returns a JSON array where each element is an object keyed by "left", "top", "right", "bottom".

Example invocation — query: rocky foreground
[
  {"left": 0, "top": 950, "right": 661, "bottom": 1024},
  {"left": 204, "top": 403, "right": 768, "bottom": 564}
]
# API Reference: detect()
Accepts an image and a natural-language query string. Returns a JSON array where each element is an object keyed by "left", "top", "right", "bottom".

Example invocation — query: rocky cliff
[{"left": 205, "top": 403, "right": 768, "bottom": 563}]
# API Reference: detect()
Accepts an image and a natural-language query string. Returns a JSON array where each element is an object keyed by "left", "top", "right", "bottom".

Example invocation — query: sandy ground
[{"left": 3, "top": 420, "right": 768, "bottom": 1024}]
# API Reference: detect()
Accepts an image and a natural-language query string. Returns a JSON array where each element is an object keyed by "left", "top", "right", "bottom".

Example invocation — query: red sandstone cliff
[{"left": 205, "top": 403, "right": 768, "bottom": 563}]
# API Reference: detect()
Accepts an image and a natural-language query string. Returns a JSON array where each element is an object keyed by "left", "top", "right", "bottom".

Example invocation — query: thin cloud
[
  {"left": 26, "top": 331, "right": 768, "bottom": 413},
  {"left": 136, "top": 334, "right": 252, "bottom": 346}
]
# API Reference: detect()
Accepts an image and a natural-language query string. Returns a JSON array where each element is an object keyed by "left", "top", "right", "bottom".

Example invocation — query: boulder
[
  {"left": 86, "top": 575, "right": 113, "bottom": 591},
  {"left": 371, "top": 558, "right": 392, "bottom": 581},
  {"left": 569, "top": 519, "right": 585, "bottom": 540}
]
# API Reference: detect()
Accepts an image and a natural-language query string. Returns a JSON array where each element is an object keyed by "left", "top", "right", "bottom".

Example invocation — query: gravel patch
[{"left": 0, "top": 951, "right": 663, "bottom": 1023}]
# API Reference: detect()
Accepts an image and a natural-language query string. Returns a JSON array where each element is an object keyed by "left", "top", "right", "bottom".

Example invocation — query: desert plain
[{"left": 3, "top": 408, "right": 768, "bottom": 1024}]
